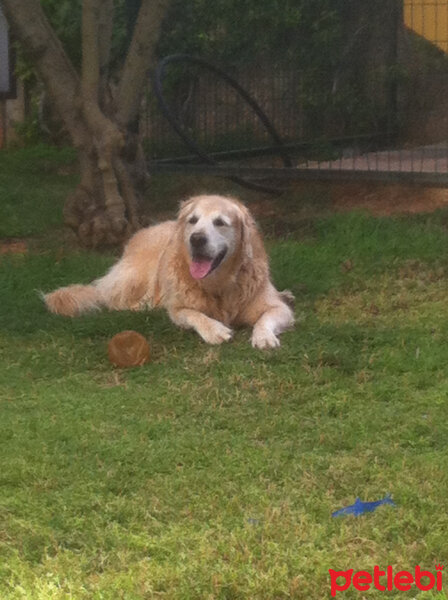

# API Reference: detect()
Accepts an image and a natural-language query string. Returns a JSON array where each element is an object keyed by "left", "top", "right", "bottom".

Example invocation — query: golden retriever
[{"left": 44, "top": 195, "right": 294, "bottom": 349}]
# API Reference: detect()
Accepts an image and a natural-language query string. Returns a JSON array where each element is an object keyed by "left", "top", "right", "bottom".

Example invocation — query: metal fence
[{"left": 144, "top": 0, "right": 448, "bottom": 188}]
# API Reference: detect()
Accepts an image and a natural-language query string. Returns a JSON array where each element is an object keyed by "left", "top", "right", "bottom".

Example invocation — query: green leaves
[{"left": 158, "top": 0, "right": 340, "bottom": 66}]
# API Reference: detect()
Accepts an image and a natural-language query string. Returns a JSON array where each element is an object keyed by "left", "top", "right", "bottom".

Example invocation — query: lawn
[{"left": 1, "top": 146, "right": 448, "bottom": 599}]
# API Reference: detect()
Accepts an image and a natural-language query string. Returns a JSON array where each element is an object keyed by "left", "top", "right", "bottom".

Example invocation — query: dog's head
[{"left": 177, "top": 195, "right": 256, "bottom": 281}]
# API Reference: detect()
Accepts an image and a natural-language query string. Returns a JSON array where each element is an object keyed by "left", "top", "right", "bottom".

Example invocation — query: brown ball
[{"left": 107, "top": 330, "right": 150, "bottom": 368}]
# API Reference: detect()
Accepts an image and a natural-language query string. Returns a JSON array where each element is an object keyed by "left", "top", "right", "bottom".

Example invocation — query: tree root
[{"left": 64, "top": 174, "right": 140, "bottom": 248}]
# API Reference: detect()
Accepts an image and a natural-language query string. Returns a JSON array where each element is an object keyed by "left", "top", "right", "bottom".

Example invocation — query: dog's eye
[
  {"left": 213, "top": 217, "right": 226, "bottom": 227},
  {"left": 188, "top": 216, "right": 198, "bottom": 225}
]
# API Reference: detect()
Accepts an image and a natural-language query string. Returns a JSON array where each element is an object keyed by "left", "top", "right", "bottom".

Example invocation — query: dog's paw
[
  {"left": 251, "top": 327, "right": 280, "bottom": 350},
  {"left": 200, "top": 320, "right": 233, "bottom": 345}
]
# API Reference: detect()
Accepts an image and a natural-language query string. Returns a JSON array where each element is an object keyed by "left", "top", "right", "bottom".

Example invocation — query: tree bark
[
  {"left": 116, "top": 0, "right": 169, "bottom": 128},
  {"left": 1, "top": 0, "right": 84, "bottom": 144},
  {"left": 2, "top": 0, "right": 172, "bottom": 248}
]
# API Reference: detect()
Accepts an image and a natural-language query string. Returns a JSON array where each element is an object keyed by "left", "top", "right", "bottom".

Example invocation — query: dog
[{"left": 44, "top": 195, "right": 294, "bottom": 349}]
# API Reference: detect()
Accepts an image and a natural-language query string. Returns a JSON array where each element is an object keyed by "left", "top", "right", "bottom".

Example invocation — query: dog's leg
[
  {"left": 168, "top": 307, "right": 233, "bottom": 345},
  {"left": 44, "top": 224, "right": 175, "bottom": 317},
  {"left": 44, "top": 258, "right": 149, "bottom": 317},
  {"left": 92, "top": 259, "right": 149, "bottom": 311},
  {"left": 251, "top": 301, "right": 294, "bottom": 350}
]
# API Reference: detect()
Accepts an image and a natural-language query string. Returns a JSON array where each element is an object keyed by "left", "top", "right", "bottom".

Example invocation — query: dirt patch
[
  {"left": 249, "top": 181, "right": 448, "bottom": 221},
  {"left": 323, "top": 182, "right": 448, "bottom": 217},
  {"left": 0, "top": 239, "right": 28, "bottom": 255},
  {"left": 148, "top": 173, "right": 448, "bottom": 221},
  {"left": 246, "top": 181, "right": 448, "bottom": 237}
]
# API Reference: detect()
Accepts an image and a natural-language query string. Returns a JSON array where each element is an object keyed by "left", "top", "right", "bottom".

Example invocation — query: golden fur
[{"left": 44, "top": 195, "right": 294, "bottom": 349}]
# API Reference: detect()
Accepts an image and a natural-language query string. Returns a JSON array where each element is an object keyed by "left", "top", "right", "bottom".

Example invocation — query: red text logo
[{"left": 329, "top": 564, "right": 443, "bottom": 596}]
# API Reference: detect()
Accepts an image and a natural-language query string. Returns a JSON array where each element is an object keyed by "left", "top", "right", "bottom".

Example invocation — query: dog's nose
[{"left": 190, "top": 232, "right": 207, "bottom": 248}]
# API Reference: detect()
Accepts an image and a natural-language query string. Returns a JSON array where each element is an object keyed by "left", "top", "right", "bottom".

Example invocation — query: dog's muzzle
[
  {"left": 190, "top": 232, "right": 207, "bottom": 250},
  {"left": 189, "top": 233, "right": 228, "bottom": 280}
]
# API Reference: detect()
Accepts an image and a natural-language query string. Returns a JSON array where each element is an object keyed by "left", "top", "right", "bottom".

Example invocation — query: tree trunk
[
  {"left": 62, "top": 131, "right": 144, "bottom": 247},
  {"left": 2, "top": 0, "right": 171, "bottom": 248}
]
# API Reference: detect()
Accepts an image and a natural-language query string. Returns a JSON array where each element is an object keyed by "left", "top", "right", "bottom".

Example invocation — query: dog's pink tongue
[{"left": 190, "top": 260, "right": 213, "bottom": 280}]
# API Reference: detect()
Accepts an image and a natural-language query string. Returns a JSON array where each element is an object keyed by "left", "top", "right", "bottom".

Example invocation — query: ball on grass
[{"left": 107, "top": 330, "right": 150, "bottom": 367}]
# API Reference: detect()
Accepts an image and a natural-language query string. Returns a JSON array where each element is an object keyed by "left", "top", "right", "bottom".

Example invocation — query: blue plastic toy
[{"left": 332, "top": 494, "right": 395, "bottom": 517}]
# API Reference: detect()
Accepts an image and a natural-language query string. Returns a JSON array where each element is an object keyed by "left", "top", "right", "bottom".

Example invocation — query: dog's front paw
[
  {"left": 251, "top": 327, "right": 280, "bottom": 350},
  {"left": 199, "top": 320, "right": 233, "bottom": 345}
]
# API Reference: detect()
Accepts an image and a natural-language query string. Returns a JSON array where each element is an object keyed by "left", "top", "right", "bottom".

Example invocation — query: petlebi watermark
[{"left": 329, "top": 564, "right": 444, "bottom": 597}]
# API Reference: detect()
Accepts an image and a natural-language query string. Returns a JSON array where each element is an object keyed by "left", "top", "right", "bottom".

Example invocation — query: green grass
[
  {"left": 0, "top": 145, "right": 77, "bottom": 237},
  {"left": 1, "top": 146, "right": 448, "bottom": 599}
]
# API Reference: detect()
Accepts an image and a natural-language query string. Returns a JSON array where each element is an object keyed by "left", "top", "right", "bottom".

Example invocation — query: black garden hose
[{"left": 151, "top": 54, "right": 293, "bottom": 194}]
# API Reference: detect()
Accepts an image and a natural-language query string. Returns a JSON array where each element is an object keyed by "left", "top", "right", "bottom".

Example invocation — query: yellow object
[{"left": 404, "top": 0, "right": 448, "bottom": 53}]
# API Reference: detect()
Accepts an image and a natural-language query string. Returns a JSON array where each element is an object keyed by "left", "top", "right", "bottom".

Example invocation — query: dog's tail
[
  {"left": 44, "top": 259, "right": 149, "bottom": 317},
  {"left": 44, "top": 284, "right": 102, "bottom": 317}
]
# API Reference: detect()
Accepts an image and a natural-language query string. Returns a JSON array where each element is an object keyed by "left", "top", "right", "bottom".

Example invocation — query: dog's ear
[
  {"left": 237, "top": 203, "right": 256, "bottom": 259},
  {"left": 177, "top": 197, "right": 195, "bottom": 221}
]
